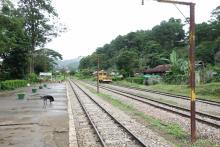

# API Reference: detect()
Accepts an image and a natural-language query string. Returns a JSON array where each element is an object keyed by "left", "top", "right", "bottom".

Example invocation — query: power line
[{"left": 173, "top": 4, "right": 190, "bottom": 23}]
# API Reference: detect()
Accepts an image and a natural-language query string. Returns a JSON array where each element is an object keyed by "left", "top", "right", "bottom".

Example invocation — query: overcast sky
[{"left": 45, "top": 0, "right": 220, "bottom": 60}]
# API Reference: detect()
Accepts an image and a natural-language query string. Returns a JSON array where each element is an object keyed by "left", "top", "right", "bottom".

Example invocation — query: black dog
[{"left": 40, "top": 95, "right": 54, "bottom": 108}]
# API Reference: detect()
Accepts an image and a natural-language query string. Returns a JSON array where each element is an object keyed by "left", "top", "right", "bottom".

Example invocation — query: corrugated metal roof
[{"left": 143, "top": 64, "right": 171, "bottom": 74}]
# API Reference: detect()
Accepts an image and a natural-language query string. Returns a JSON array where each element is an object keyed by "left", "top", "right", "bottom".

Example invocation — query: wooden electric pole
[{"left": 142, "top": 0, "right": 196, "bottom": 143}]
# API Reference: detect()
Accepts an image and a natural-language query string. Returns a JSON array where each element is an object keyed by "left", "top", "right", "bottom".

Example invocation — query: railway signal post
[{"left": 142, "top": 0, "right": 196, "bottom": 143}]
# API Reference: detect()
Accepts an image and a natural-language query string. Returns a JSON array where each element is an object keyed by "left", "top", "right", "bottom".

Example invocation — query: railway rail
[
  {"left": 84, "top": 81, "right": 220, "bottom": 128},
  {"left": 110, "top": 83, "right": 220, "bottom": 107},
  {"left": 68, "top": 80, "right": 148, "bottom": 147}
]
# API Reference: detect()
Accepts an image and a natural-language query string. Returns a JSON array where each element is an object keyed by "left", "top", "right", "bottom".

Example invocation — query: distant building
[
  {"left": 143, "top": 64, "right": 171, "bottom": 75},
  {"left": 39, "top": 72, "right": 52, "bottom": 80}
]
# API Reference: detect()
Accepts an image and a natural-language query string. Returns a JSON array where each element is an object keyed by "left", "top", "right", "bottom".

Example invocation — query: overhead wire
[
  {"left": 141, "top": 0, "right": 190, "bottom": 24},
  {"left": 173, "top": 4, "right": 190, "bottom": 23}
]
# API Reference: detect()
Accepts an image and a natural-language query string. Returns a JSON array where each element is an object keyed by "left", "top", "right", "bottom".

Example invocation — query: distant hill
[{"left": 56, "top": 56, "right": 83, "bottom": 71}]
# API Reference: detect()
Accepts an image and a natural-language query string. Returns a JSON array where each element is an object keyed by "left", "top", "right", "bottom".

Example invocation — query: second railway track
[
  {"left": 84, "top": 81, "right": 220, "bottom": 128},
  {"left": 110, "top": 83, "right": 220, "bottom": 107}
]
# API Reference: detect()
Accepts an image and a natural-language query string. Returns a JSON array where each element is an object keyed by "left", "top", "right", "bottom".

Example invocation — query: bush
[
  {"left": 163, "top": 72, "right": 188, "bottom": 84},
  {"left": 69, "top": 70, "right": 76, "bottom": 76},
  {"left": 145, "top": 78, "right": 161, "bottom": 85},
  {"left": 112, "top": 76, "right": 123, "bottom": 81},
  {"left": 0, "top": 80, "right": 27, "bottom": 90},
  {"left": 210, "top": 74, "right": 220, "bottom": 82},
  {"left": 27, "top": 73, "right": 38, "bottom": 83},
  {"left": 75, "top": 69, "right": 93, "bottom": 79},
  {"left": 55, "top": 75, "right": 65, "bottom": 81},
  {"left": 125, "top": 77, "right": 144, "bottom": 84},
  {"left": 209, "top": 66, "right": 220, "bottom": 82}
]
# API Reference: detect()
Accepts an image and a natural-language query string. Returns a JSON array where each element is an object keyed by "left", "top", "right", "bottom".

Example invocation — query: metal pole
[
  {"left": 189, "top": 3, "right": 196, "bottom": 143},
  {"left": 97, "top": 56, "right": 99, "bottom": 93},
  {"left": 143, "top": 0, "right": 197, "bottom": 143}
]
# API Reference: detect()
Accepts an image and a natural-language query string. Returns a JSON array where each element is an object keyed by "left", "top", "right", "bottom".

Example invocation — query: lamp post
[{"left": 142, "top": 0, "right": 196, "bottom": 143}]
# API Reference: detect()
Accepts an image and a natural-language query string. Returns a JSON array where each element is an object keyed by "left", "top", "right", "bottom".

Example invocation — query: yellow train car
[{"left": 98, "top": 70, "right": 112, "bottom": 83}]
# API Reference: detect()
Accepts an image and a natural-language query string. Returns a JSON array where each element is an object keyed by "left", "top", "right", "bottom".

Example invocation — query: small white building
[{"left": 39, "top": 72, "right": 52, "bottom": 80}]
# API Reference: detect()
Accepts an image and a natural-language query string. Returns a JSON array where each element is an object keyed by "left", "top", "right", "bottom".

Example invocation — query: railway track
[
  {"left": 68, "top": 80, "right": 148, "bottom": 147},
  {"left": 110, "top": 83, "right": 220, "bottom": 107},
  {"left": 68, "top": 82, "right": 103, "bottom": 147},
  {"left": 84, "top": 81, "right": 220, "bottom": 128}
]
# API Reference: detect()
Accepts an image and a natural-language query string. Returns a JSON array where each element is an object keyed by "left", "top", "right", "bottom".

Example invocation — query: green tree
[
  {"left": 34, "top": 48, "right": 62, "bottom": 74},
  {"left": 152, "top": 18, "right": 185, "bottom": 50},
  {"left": 116, "top": 50, "right": 138, "bottom": 77},
  {"left": 0, "top": 1, "right": 29, "bottom": 80},
  {"left": 17, "top": 0, "right": 62, "bottom": 73},
  {"left": 79, "top": 55, "right": 94, "bottom": 70},
  {"left": 0, "top": 2, "right": 26, "bottom": 56},
  {"left": 196, "top": 41, "right": 216, "bottom": 64},
  {"left": 163, "top": 50, "right": 188, "bottom": 84},
  {"left": 141, "top": 40, "right": 165, "bottom": 68},
  {"left": 196, "top": 22, "right": 213, "bottom": 45}
]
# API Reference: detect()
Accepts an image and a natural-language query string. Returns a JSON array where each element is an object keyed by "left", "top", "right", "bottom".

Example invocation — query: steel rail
[
  {"left": 110, "top": 83, "right": 220, "bottom": 107},
  {"left": 101, "top": 85, "right": 220, "bottom": 121},
  {"left": 68, "top": 81, "right": 107, "bottom": 147},
  {"left": 85, "top": 82, "right": 220, "bottom": 128},
  {"left": 70, "top": 80, "right": 148, "bottom": 147}
]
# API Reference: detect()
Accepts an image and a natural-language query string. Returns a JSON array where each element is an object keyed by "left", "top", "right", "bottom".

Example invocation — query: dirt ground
[{"left": 0, "top": 83, "right": 69, "bottom": 147}]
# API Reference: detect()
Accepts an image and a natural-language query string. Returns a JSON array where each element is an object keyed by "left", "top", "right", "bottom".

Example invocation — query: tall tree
[
  {"left": 17, "top": 0, "right": 60, "bottom": 73},
  {"left": 0, "top": 1, "right": 29, "bottom": 80},
  {"left": 1, "top": 47, "right": 29, "bottom": 79},
  {"left": 116, "top": 49, "right": 139, "bottom": 77},
  {"left": 195, "top": 22, "right": 213, "bottom": 45},
  {"left": 141, "top": 40, "right": 164, "bottom": 68},
  {"left": 34, "top": 48, "right": 62, "bottom": 74},
  {"left": 152, "top": 18, "right": 185, "bottom": 50},
  {"left": 210, "top": 6, "right": 220, "bottom": 42}
]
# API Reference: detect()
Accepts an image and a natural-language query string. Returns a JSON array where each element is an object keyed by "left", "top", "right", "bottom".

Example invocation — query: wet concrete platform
[{"left": 0, "top": 83, "right": 69, "bottom": 147}]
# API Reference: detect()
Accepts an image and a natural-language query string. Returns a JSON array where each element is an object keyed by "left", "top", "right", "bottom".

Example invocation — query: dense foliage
[
  {"left": 34, "top": 48, "right": 62, "bottom": 74},
  {"left": 79, "top": 6, "right": 220, "bottom": 83},
  {"left": 0, "top": 80, "right": 27, "bottom": 90},
  {"left": 0, "top": 0, "right": 63, "bottom": 81},
  {"left": 17, "top": 0, "right": 61, "bottom": 73},
  {"left": 79, "top": 18, "right": 186, "bottom": 77},
  {"left": 163, "top": 50, "right": 188, "bottom": 84}
]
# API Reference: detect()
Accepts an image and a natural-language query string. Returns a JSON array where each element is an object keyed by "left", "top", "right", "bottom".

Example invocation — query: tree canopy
[
  {"left": 79, "top": 6, "right": 220, "bottom": 78},
  {"left": 0, "top": 0, "right": 63, "bottom": 80},
  {"left": 17, "top": 0, "right": 63, "bottom": 73},
  {"left": 79, "top": 18, "right": 186, "bottom": 77}
]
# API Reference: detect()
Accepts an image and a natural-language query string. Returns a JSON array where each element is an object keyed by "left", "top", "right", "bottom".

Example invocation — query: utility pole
[
  {"left": 97, "top": 56, "right": 100, "bottom": 93},
  {"left": 189, "top": 3, "right": 196, "bottom": 143},
  {"left": 142, "top": 0, "right": 196, "bottom": 143}
]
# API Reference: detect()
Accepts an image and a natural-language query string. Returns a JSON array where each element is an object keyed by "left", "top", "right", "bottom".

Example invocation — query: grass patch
[
  {"left": 134, "top": 111, "right": 187, "bottom": 140},
  {"left": 148, "top": 83, "right": 220, "bottom": 102},
  {"left": 114, "top": 80, "right": 143, "bottom": 89},
  {"left": 193, "top": 139, "right": 219, "bottom": 147}
]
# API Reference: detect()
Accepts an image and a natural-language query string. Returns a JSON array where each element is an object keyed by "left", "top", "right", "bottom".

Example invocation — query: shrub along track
[
  {"left": 68, "top": 80, "right": 148, "bottom": 147},
  {"left": 85, "top": 81, "right": 220, "bottom": 129}
]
